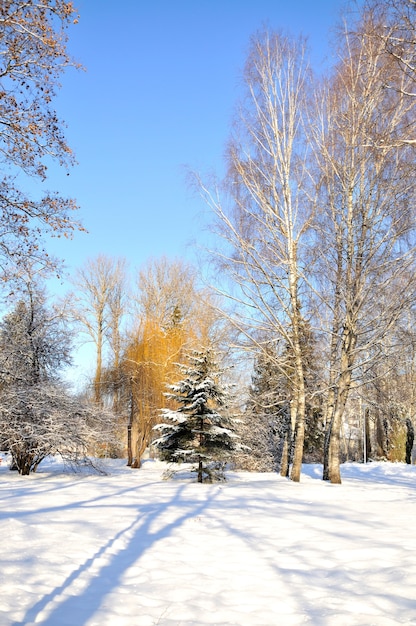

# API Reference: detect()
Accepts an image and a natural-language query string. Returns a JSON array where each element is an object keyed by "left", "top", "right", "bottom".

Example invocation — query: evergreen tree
[
  {"left": 153, "top": 349, "right": 239, "bottom": 482},
  {"left": 241, "top": 324, "right": 324, "bottom": 473},
  {"left": 239, "top": 346, "right": 289, "bottom": 472},
  {"left": 0, "top": 289, "right": 71, "bottom": 387},
  {"left": 293, "top": 319, "right": 324, "bottom": 463}
]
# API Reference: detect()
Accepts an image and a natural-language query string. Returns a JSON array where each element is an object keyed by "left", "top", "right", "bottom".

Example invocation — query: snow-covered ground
[{"left": 1, "top": 455, "right": 415, "bottom": 626}]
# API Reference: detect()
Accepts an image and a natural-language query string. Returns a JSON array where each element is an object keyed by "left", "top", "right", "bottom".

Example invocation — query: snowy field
[{"left": 1, "top": 456, "right": 415, "bottom": 626}]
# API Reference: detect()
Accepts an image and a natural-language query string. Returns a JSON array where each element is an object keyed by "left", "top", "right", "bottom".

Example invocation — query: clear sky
[
  {"left": 29, "top": 0, "right": 350, "bottom": 384},
  {"left": 40, "top": 0, "right": 347, "bottom": 290}
]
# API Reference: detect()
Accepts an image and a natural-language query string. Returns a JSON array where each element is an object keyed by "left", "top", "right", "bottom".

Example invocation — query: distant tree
[
  {"left": 134, "top": 256, "right": 226, "bottom": 347},
  {"left": 239, "top": 345, "right": 288, "bottom": 473},
  {"left": 134, "top": 257, "right": 197, "bottom": 331},
  {"left": 0, "top": 282, "right": 72, "bottom": 387},
  {"left": 153, "top": 349, "right": 240, "bottom": 483},
  {"left": 0, "top": 1, "right": 83, "bottom": 278},
  {"left": 0, "top": 279, "right": 115, "bottom": 474},
  {"left": 240, "top": 325, "right": 323, "bottom": 474},
  {"left": 71, "top": 255, "right": 128, "bottom": 404}
]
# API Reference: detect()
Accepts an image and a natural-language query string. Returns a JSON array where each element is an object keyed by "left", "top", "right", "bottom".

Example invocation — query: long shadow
[
  {"left": 10, "top": 516, "right": 141, "bottom": 626},
  {"left": 301, "top": 462, "right": 416, "bottom": 491},
  {"left": 11, "top": 483, "right": 220, "bottom": 626},
  {"left": 6, "top": 464, "right": 416, "bottom": 624},
  {"left": 0, "top": 479, "right": 160, "bottom": 522}
]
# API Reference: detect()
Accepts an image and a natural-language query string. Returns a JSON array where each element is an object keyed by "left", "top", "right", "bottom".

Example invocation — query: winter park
[{"left": 1, "top": 1, "right": 416, "bottom": 625}]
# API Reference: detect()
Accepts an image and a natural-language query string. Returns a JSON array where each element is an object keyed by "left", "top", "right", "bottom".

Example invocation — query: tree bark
[
  {"left": 127, "top": 384, "right": 134, "bottom": 467},
  {"left": 405, "top": 418, "right": 414, "bottom": 464}
]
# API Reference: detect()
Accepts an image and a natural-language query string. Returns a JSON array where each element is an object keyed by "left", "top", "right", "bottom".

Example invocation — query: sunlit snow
[{"left": 1, "top": 455, "right": 415, "bottom": 625}]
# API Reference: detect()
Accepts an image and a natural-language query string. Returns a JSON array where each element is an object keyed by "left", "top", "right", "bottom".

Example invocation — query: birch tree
[
  {"left": 71, "top": 255, "right": 128, "bottom": 404},
  {"left": 198, "top": 31, "right": 314, "bottom": 481},
  {"left": 311, "top": 7, "right": 416, "bottom": 483},
  {"left": 365, "top": 0, "right": 416, "bottom": 101}
]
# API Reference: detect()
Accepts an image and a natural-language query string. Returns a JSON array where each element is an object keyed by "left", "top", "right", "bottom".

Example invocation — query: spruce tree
[
  {"left": 0, "top": 291, "right": 71, "bottom": 387},
  {"left": 153, "top": 349, "right": 239, "bottom": 482},
  {"left": 241, "top": 324, "right": 324, "bottom": 473},
  {"left": 240, "top": 346, "right": 290, "bottom": 472}
]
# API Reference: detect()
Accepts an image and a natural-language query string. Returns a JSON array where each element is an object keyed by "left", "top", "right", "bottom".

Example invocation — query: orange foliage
[{"left": 123, "top": 318, "right": 192, "bottom": 466}]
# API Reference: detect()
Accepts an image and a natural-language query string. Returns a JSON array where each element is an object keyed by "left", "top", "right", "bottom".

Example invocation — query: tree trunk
[
  {"left": 280, "top": 434, "right": 290, "bottom": 477},
  {"left": 197, "top": 458, "right": 203, "bottom": 483},
  {"left": 322, "top": 291, "right": 342, "bottom": 481},
  {"left": 132, "top": 431, "right": 147, "bottom": 468},
  {"left": 375, "top": 411, "right": 387, "bottom": 458},
  {"left": 364, "top": 407, "right": 371, "bottom": 462},
  {"left": 127, "top": 385, "right": 134, "bottom": 466},
  {"left": 94, "top": 320, "right": 103, "bottom": 405},
  {"left": 405, "top": 418, "right": 414, "bottom": 465},
  {"left": 328, "top": 407, "right": 342, "bottom": 484},
  {"left": 290, "top": 369, "right": 306, "bottom": 482},
  {"left": 322, "top": 422, "right": 332, "bottom": 481},
  {"left": 197, "top": 416, "right": 204, "bottom": 483}
]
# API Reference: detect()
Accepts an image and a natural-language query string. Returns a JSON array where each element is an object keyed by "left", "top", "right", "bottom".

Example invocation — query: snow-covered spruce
[{"left": 153, "top": 349, "right": 241, "bottom": 482}]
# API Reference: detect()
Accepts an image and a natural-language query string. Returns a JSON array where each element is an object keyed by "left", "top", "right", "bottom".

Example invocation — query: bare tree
[
  {"left": 311, "top": 7, "right": 416, "bottom": 483},
  {"left": 364, "top": 0, "right": 416, "bottom": 101},
  {"left": 134, "top": 256, "right": 198, "bottom": 330},
  {"left": 1, "top": 383, "right": 117, "bottom": 475},
  {"left": 0, "top": 1, "right": 83, "bottom": 278},
  {"left": 71, "top": 255, "right": 128, "bottom": 403},
  {"left": 134, "top": 255, "right": 227, "bottom": 354},
  {"left": 197, "top": 30, "right": 314, "bottom": 481}
]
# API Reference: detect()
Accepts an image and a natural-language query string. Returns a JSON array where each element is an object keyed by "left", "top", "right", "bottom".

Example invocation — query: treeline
[{"left": 0, "top": 1, "right": 415, "bottom": 482}]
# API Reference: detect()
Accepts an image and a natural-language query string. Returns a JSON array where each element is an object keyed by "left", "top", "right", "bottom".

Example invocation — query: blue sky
[{"left": 40, "top": 0, "right": 346, "bottom": 291}]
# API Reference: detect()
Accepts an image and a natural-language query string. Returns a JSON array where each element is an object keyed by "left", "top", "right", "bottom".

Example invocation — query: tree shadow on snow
[
  {"left": 11, "top": 483, "right": 220, "bottom": 626},
  {"left": 301, "top": 462, "right": 416, "bottom": 492}
]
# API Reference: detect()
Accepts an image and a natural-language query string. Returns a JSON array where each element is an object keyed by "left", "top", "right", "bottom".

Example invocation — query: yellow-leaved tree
[
  {"left": 123, "top": 318, "right": 188, "bottom": 467},
  {"left": 122, "top": 257, "right": 226, "bottom": 468}
]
